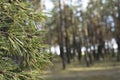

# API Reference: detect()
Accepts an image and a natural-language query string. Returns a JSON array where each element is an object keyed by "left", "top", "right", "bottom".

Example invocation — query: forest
[{"left": 0, "top": 0, "right": 120, "bottom": 80}]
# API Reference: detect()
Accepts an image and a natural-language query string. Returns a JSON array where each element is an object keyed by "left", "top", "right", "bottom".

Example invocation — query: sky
[
  {"left": 44, "top": 0, "right": 54, "bottom": 11},
  {"left": 81, "top": 0, "right": 89, "bottom": 10},
  {"left": 44, "top": 0, "right": 89, "bottom": 11}
]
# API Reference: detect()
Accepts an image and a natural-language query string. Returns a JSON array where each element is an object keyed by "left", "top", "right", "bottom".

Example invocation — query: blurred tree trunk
[
  {"left": 63, "top": 5, "right": 71, "bottom": 64},
  {"left": 58, "top": 0, "right": 66, "bottom": 69},
  {"left": 115, "top": 0, "right": 120, "bottom": 61},
  {"left": 70, "top": 0, "right": 76, "bottom": 59},
  {"left": 76, "top": 40, "right": 82, "bottom": 61},
  {"left": 75, "top": 18, "right": 82, "bottom": 61},
  {"left": 64, "top": 23, "right": 71, "bottom": 64}
]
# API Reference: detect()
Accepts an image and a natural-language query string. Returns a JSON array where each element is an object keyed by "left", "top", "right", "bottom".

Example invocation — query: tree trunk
[{"left": 58, "top": 0, "right": 66, "bottom": 69}]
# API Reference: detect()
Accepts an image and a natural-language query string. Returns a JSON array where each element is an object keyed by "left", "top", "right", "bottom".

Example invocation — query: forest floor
[{"left": 41, "top": 57, "right": 120, "bottom": 80}]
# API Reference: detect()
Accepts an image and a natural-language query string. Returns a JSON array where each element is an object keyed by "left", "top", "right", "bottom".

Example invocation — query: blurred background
[{"left": 32, "top": 0, "right": 120, "bottom": 80}]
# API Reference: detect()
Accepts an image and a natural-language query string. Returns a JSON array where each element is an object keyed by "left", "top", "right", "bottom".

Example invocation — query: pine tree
[{"left": 0, "top": 0, "right": 51, "bottom": 79}]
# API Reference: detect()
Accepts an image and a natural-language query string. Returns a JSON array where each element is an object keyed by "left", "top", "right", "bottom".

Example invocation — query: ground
[{"left": 41, "top": 57, "right": 120, "bottom": 80}]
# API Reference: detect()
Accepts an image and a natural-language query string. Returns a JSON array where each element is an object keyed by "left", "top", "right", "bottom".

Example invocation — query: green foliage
[{"left": 0, "top": 0, "right": 51, "bottom": 80}]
